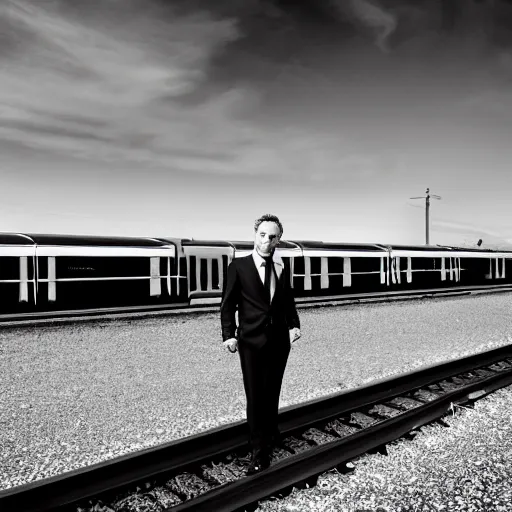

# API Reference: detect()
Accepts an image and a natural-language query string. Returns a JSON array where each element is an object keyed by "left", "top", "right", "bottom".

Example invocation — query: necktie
[{"left": 264, "top": 256, "right": 273, "bottom": 302}]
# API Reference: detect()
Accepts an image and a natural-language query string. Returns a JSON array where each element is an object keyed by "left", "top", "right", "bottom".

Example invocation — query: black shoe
[{"left": 246, "top": 450, "right": 271, "bottom": 476}]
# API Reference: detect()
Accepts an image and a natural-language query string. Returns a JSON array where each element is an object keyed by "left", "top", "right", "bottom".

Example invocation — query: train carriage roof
[
  {"left": 386, "top": 244, "right": 456, "bottom": 252},
  {"left": 22, "top": 234, "right": 169, "bottom": 247},
  {"left": 436, "top": 244, "right": 512, "bottom": 253},
  {"left": 390, "top": 244, "right": 512, "bottom": 254},
  {"left": 0, "top": 233, "right": 36, "bottom": 245},
  {"left": 290, "top": 241, "right": 387, "bottom": 252},
  {"left": 181, "top": 240, "right": 234, "bottom": 248}
]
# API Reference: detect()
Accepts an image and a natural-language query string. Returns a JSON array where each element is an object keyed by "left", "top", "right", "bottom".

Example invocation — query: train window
[
  {"left": 38, "top": 257, "right": 48, "bottom": 280},
  {"left": 55, "top": 257, "right": 152, "bottom": 279},
  {"left": 188, "top": 256, "right": 198, "bottom": 292},
  {"left": 0, "top": 257, "right": 20, "bottom": 280},
  {"left": 175, "top": 256, "right": 185, "bottom": 296},
  {"left": 199, "top": 258, "right": 208, "bottom": 291},
  {"left": 309, "top": 257, "right": 321, "bottom": 276},
  {"left": 210, "top": 259, "right": 218, "bottom": 290},
  {"left": 350, "top": 258, "right": 381, "bottom": 274},
  {"left": 327, "top": 257, "right": 344, "bottom": 273},
  {"left": 411, "top": 257, "right": 437, "bottom": 271}
]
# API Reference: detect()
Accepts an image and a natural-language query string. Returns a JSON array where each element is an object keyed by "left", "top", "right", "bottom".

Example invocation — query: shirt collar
[{"left": 252, "top": 249, "right": 283, "bottom": 267}]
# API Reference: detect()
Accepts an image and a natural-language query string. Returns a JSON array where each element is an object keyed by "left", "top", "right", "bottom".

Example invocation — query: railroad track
[
  {"left": 1, "top": 283, "right": 512, "bottom": 327},
  {"left": 2, "top": 344, "right": 512, "bottom": 512}
]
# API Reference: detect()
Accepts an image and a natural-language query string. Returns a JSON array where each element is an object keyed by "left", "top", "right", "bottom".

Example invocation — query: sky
[{"left": 1, "top": 0, "right": 512, "bottom": 248}]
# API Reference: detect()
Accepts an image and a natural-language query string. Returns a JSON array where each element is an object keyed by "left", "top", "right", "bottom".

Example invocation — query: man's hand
[
  {"left": 289, "top": 327, "right": 301, "bottom": 345},
  {"left": 223, "top": 338, "right": 238, "bottom": 353}
]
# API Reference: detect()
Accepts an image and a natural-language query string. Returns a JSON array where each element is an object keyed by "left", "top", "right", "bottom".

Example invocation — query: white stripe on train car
[
  {"left": 320, "top": 257, "right": 329, "bottom": 289},
  {"left": 35, "top": 246, "right": 175, "bottom": 257},
  {"left": 216, "top": 257, "right": 223, "bottom": 291},
  {"left": 177, "top": 256, "right": 181, "bottom": 296},
  {"left": 207, "top": 258, "right": 213, "bottom": 292},
  {"left": 502, "top": 258, "right": 506, "bottom": 279},
  {"left": 186, "top": 255, "right": 191, "bottom": 297},
  {"left": 167, "top": 257, "right": 171, "bottom": 296},
  {"left": 299, "top": 250, "right": 384, "bottom": 258},
  {"left": 37, "top": 277, "right": 166, "bottom": 282},
  {"left": 195, "top": 257, "right": 201, "bottom": 293},
  {"left": 0, "top": 245, "right": 36, "bottom": 256},
  {"left": 184, "top": 247, "right": 233, "bottom": 258},
  {"left": 386, "top": 253, "right": 390, "bottom": 286},
  {"left": 406, "top": 257, "right": 412, "bottom": 283},
  {"left": 19, "top": 256, "right": 29, "bottom": 302},
  {"left": 48, "top": 257, "right": 56, "bottom": 302},
  {"left": 35, "top": 254, "right": 39, "bottom": 295},
  {"left": 150, "top": 257, "right": 161, "bottom": 296},
  {"left": 33, "top": 254, "right": 37, "bottom": 305},
  {"left": 391, "top": 249, "right": 512, "bottom": 259},
  {"left": 380, "top": 257, "right": 385, "bottom": 284},
  {"left": 487, "top": 259, "right": 493, "bottom": 279},
  {"left": 441, "top": 257, "right": 446, "bottom": 281},
  {"left": 304, "top": 257, "right": 312, "bottom": 291},
  {"left": 343, "top": 257, "right": 352, "bottom": 287}
]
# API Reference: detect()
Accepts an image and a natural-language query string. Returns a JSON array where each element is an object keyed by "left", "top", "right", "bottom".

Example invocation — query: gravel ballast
[
  {"left": 2, "top": 292, "right": 512, "bottom": 489},
  {"left": 256, "top": 385, "right": 512, "bottom": 512}
]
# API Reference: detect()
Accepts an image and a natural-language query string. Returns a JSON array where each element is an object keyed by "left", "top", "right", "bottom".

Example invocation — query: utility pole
[{"left": 410, "top": 188, "right": 442, "bottom": 245}]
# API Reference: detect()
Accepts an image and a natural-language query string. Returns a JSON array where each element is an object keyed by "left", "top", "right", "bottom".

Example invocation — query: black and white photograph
[{"left": 1, "top": 1, "right": 512, "bottom": 511}]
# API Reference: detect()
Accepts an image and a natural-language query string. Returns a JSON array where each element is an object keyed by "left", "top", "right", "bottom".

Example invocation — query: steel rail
[
  {"left": 1, "top": 344, "right": 512, "bottom": 512},
  {"left": 1, "top": 283, "right": 512, "bottom": 328},
  {"left": 171, "top": 367, "right": 512, "bottom": 512},
  {"left": 0, "top": 345, "right": 512, "bottom": 512}
]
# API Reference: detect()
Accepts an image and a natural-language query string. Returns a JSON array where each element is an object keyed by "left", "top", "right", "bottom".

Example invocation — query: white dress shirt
[{"left": 252, "top": 250, "right": 284, "bottom": 302}]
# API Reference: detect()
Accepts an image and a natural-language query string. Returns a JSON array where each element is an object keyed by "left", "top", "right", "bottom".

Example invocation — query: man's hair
[{"left": 254, "top": 214, "right": 283, "bottom": 237}]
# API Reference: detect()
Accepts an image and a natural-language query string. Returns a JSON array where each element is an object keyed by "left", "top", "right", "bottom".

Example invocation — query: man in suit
[{"left": 221, "top": 213, "right": 301, "bottom": 475}]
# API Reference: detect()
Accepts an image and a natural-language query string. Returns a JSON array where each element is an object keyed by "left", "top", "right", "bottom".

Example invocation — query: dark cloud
[{"left": 1, "top": 0, "right": 512, "bottom": 181}]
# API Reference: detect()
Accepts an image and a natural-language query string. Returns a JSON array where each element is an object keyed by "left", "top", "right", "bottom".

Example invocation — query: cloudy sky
[{"left": 1, "top": 0, "right": 512, "bottom": 247}]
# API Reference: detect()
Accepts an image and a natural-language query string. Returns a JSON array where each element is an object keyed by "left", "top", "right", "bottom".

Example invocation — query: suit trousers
[{"left": 238, "top": 332, "right": 290, "bottom": 453}]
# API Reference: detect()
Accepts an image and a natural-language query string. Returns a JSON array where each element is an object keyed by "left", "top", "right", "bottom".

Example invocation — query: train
[{"left": 1, "top": 232, "right": 511, "bottom": 315}]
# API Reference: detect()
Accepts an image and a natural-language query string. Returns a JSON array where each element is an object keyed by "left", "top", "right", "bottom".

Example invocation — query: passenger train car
[{"left": 1, "top": 232, "right": 511, "bottom": 315}]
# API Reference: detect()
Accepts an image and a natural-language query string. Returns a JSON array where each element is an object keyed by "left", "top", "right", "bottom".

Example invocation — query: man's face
[{"left": 254, "top": 221, "right": 281, "bottom": 256}]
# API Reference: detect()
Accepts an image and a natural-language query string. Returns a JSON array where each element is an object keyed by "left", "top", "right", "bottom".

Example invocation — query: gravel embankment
[
  {"left": 256, "top": 385, "right": 512, "bottom": 512},
  {"left": 1, "top": 292, "right": 512, "bottom": 489}
]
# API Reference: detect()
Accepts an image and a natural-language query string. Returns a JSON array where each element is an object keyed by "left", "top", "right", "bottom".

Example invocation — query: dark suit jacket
[{"left": 221, "top": 254, "right": 300, "bottom": 349}]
